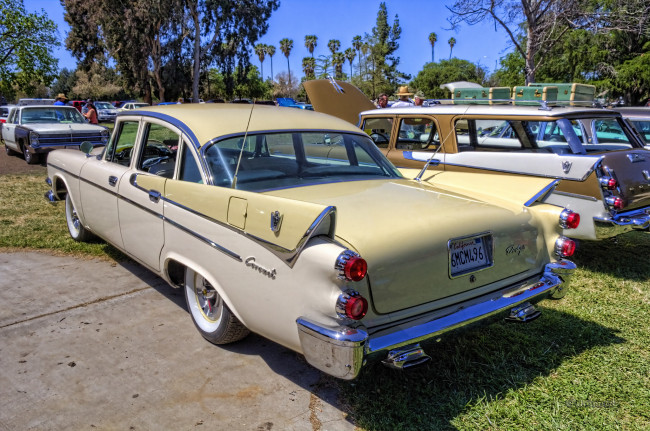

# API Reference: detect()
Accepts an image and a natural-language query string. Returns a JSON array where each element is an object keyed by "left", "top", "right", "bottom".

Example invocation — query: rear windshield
[
  {"left": 204, "top": 131, "right": 402, "bottom": 191},
  {"left": 454, "top": 117, "right": 637, "bottom": 154}
]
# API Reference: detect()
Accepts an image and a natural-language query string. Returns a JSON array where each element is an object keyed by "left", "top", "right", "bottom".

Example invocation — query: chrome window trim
[{"left": 523, "top": 179, "right": 559, "bottom": 207}]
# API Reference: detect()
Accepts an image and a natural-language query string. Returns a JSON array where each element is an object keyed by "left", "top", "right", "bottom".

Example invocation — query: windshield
[
  {"left": 20, "top": 107, "right": 86, "bottom": 124},
  {"left": 629, "top": 119, "right": 650, "bottom": 144},
  {"left": 204, "top": 131, "right": 402, "bottom": 191},
  {"left": 455, "top": 117, "right": 636, "bottom": 154},
  {"left": 95, "top": 102, "right": 115, "bottom": 109}
]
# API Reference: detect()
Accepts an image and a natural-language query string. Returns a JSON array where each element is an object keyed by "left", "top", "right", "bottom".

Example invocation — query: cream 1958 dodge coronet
[{"left": 45, "top": 104, "right": 578, "bottom": 379}]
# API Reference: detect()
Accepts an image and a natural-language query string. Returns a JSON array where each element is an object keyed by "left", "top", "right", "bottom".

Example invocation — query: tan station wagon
[
  {"left": 304, "top": 79, "right": 650, "bottom": 241},
  {"left": 45, "top": 104, "right": 578, "bottom": 379}
]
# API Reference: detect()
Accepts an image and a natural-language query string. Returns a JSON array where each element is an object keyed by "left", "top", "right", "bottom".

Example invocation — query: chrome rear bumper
[
  {"left": 594, "top": 208, "right": 650, "bottom": 238},
  {"left": 296, "top": 260, "right": 576, "bottom": 380}
]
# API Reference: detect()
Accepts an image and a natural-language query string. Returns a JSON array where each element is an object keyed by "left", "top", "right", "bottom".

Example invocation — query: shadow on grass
[
  {"left": 338, "top": 309, "right": 624, "bottom": 431},
  {"left": 571, "top": 231, "right": 650, "bottom": 281}
]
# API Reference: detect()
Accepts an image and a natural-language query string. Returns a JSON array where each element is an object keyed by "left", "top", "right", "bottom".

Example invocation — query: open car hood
[{"left": 303, "top": 79, "right": 376, "bottom": 125}]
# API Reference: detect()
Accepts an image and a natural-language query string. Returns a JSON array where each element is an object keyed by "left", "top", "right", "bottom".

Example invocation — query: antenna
[{"left": 231, "top": 100, "right": 255, "bottom": 188}]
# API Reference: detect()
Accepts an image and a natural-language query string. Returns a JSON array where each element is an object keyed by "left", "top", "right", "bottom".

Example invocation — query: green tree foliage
[
  {"left": 0, "top": 0, "right": 59, "bottom": 100},
  {"left": 302, "top": 56, "right": 316, "bottom": 81},
  {"left": 411, "top": 58, "right": 487, "bottom": 99},
  {"left": 49, "top": 68, "right": 77, "bottom": 99}
]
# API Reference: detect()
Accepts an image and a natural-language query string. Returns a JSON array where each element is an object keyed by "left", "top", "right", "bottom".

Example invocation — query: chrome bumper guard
[
  {"left": 594, "top": 208, "right": 650, "bottom": 238},
  {"left": 296, "top": 260, "right": 576, "bottom": 380}
]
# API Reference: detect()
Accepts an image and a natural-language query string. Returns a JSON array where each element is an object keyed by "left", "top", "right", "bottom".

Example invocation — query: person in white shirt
[{"left": 391, "top": 86, "right": 414, "bottom": 107}]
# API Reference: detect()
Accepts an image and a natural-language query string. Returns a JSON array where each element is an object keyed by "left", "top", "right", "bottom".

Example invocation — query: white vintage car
[{"left": 45, "top": 104, "right": 578, "bottom": 379}]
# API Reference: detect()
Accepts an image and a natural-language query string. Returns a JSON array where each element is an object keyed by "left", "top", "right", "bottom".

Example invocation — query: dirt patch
[{"left": 1, "top": 144, "right": 47, "bottom": 175}]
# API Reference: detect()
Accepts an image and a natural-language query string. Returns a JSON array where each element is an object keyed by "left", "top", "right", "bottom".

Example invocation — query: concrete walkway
[{"left": 0, "top": 252, "right": 356, "bottom": 431}]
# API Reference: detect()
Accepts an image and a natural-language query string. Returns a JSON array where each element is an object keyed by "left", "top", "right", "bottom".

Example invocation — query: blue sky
[{"left": 29, "top": 0, "right": 513, "bottom": 81}]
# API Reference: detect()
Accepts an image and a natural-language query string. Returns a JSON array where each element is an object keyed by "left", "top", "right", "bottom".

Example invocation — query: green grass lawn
[{"left": 1, "top": 171, "right": 649, "bottom": 430}]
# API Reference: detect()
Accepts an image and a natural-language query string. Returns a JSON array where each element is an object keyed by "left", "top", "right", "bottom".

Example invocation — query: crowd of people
[
  {"left": 375, "top": 86, "right": 427, "bottom": 108},
  {"left": 54, "top": 93, "right": 98, "bottom": 124}
]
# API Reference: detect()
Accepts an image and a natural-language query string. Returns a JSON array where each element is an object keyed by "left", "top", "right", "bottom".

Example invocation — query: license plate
[{"left": 449, "top": 234, "right": 493, "bottom": 277}]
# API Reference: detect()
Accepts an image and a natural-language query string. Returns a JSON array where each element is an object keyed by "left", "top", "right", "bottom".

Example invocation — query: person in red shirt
[{"left": 83, "top": 99, "right": 98, "bottom": 124}]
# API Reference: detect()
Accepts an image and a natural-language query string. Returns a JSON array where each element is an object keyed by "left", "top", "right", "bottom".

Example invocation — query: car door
[
  {"left": 117, "top": 119, "right": 181, "bottom": 270},
  {"left": 2, "top": 108, "right": 18, "bottom": 150},
  {"left": 79, "top": 119, "right": 141, "bottom": 249}
]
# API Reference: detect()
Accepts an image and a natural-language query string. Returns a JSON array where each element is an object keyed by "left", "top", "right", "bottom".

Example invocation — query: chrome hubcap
[{"left": 196, "top": 279, "right": 221, "bottom": 321}]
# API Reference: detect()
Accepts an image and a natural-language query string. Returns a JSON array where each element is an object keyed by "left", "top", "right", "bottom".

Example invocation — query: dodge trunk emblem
[
  {"left": 628, "top": 153, "right": 645, "bottom": 163},
  {"left": 270, "top": 211, "right": 283, "bottom": 232},
  {"left": 562, "top": 160, "right": 572, "bottom": 174}
]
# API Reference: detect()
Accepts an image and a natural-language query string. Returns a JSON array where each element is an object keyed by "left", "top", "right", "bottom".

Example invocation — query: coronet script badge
[
  {"left": 562, "top": 160, "right": 572, "bottom": 174},
  {"left": 245, "top": 257, "right": 277, "bottom": 280}
]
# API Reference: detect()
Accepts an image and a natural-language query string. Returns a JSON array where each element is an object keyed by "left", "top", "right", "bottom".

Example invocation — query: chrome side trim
[
  {"left": 552, "top": 190, "right": 598, "bottom": 202},
  {"left": 439, "top": 160, "right": 598, "bottom": 182},
  {"left": 524, "top": 179, "right": 559, "bottom": 207},
  {"left": 296, "top": 259, "right": 575, "bottom": 380}
]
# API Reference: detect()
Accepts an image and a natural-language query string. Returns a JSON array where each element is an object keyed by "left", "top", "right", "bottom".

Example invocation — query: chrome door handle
[
  {"left": 149, "top": 190, "right": 161, "bottom": 203},
  {"left": 108, "top": 176, "right": 118, "bottom": 186}
]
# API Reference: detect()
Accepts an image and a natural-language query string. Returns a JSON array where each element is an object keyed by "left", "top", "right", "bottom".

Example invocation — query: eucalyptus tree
[
  {"left": 448, "top": 37, "right": 456, "bottom": 59},
  {"left": 447, "top": 0, "right": 650, "bottom": 84},
  {"left": 266, "top": 44, "right": 276, "bottom": 81},
  {"left": 344, "top": 48, "right": 356, "bottom": 79},
  {"left": 304, "top": 35, "right": 318, "bottom": 58},
  {"left": 279, "top": 38, "right": 294, "bottom": 89},
  {"left": 255, "top": 43, "right": 267, "bottom": 79},
  {"left": 428, "top": 32, "right": 437, "bottom": 62},
  {"left": 0, "top": 0, "right": 59, "bottom": 99}
]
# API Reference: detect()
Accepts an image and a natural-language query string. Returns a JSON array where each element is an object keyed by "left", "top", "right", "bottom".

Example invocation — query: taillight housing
[
  {"left": 606, "top": 196, "right": 624, "bottom": 210},
  {"left": 559, "top": 209, "right": 580, "bottom": 229},
  {"left": 336, "top": 290, "right": 368, "bottom": 320},
  {"left": 336, "top": 250, "right": 367, "bottom": 282},
  {"left": 600, "top": 177, "right": 618, "bottom": 190},
  {"left": 555, "top": 236, "right": 576, "bottom": 258}
]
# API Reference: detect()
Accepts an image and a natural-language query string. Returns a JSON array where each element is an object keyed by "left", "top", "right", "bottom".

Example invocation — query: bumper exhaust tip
[
  {"left": 382, "top": 343, "right": 431, "bottom": 370},
  {"left": 505, "top": 301, "right": 541, "bottom": 323}
]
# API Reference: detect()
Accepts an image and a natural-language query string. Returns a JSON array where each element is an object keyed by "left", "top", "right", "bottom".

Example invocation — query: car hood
[
  {"left": 303, "top": 79, "right": 376, "bottom": 125},
  {"left": 267, "top": 179, "right": 549, "bottom": 314},
  {"left": 23, "top": 123, "right": 106, "bottom": 133}
]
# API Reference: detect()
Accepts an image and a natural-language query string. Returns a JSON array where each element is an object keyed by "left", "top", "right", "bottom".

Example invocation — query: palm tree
[
  {"left": 448, "top": 37, "right": 456, "bottom": 60},
  {"left": 279, "top": 38, "right": 294, "bottom": 88},
  {"left": 266, "top": 44, "right": 276, "bottom": 81},
  {"left": 344, "top": 48, "right": 356, "bottom": 80},
  {"left": 302, "top": 56, "right": 316, "bottom": 81},
  {"left": 428, "top": 32, "right": 437, "bottom": 63},
  {"left": 332, "top": 52, "right": 345, "bottom": 80},
  {"left": 254, "top": 43, "right": 266, "bottom": 79},
  {"left": 304, "top": 35, "right": 318, "bottom": 58},
  {"left": 352, "top": 35, "right": 363, "bottom": 77},
  {"left": 327, "top": 39, "right": 341, "bottom": 56}
]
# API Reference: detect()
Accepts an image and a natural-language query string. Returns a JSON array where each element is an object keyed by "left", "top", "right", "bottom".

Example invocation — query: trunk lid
[
  {"left": 303, "top": 79, "right": 376, "bottom": 125},
  {"left": 267, "top": 179, "right": 548, "bottom": 314}
]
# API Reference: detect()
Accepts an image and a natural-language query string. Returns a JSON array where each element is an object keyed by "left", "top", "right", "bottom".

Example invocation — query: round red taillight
[
  {"left": 560, "top": 209, "right": 580, "bottom": 229},
  {"left": 344, "top": 256, "right": 367, "bottom": 282},
  {"left": 337, "top": 291, "right": 368, "bottom": 320},
  {"left": 606, "top": 196, "right": 624, "bottom": 210},
  {"left": 600, "top": 177, "right": 618, "bottom": 190},
  {"left": 555, "top": 237, "right": 576, "bottom": 258},
  {"left": 345, "top": 295, "right": 368, "bottom": 320}
]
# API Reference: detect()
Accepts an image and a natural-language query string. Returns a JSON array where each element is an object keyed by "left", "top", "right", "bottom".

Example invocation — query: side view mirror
[{"left": 80, "top": 141, "right": 93, "bottom": 154}]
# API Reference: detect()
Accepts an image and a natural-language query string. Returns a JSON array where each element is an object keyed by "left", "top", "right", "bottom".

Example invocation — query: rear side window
[{"left": 362, "top": 117, "right": 394, "bottom": 149}]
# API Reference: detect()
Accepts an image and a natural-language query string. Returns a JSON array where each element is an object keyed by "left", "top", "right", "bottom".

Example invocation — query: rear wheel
[
  {"left": 4, "top": 145, "right": 16, "bottom": 156},
  {"left": 65, "top": 194, "right": 94, "bottom": 242},
  {"left": 184, "top": 268, "right": 249, "bottom": 344}
]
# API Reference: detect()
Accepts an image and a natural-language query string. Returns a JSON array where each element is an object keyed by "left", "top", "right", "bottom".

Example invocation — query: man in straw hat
[
  {"left": 54, "top": 93, "right": 68, "bottom": 106},
  {"left": 391, "top": 86, "right": 414, "bottom": 107}
]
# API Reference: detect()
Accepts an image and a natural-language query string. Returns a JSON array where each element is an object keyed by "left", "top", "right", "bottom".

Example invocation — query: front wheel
[
  {"left": 65, "top": 194, "right": 94, "bottom": 242},
  {"left": 22, "top": 145, "right": 40, "bottom": 164},
  {"left": 184, "top": 269, "right": 249, "bottom": 344}
]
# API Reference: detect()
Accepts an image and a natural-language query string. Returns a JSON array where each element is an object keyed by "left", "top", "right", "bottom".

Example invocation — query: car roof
[
  {"left": 122, "top": 103, "right": 364, "bottom": 147},
  {"left": 612, "top": 107, "right": 650, "bottom": 119},
  {"left": 360, "top": 104, "right": 624, "bottom": 119}
]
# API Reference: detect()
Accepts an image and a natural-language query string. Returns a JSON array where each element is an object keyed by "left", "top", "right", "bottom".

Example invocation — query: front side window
[
  {"left": 396, "top": 117, "right": 438, "bottom": 150},
  {"left": 105, "top": 121, "right": 140, "bottom": 165},
  {"left": 630, "top": 120, "right": 650, "bottom": 144},
  {"left": 204, "top": 131, "right": 401, "bottom": 191},
  {"left": 362, "top": 117, "right": 394, "bottom": 149}
]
